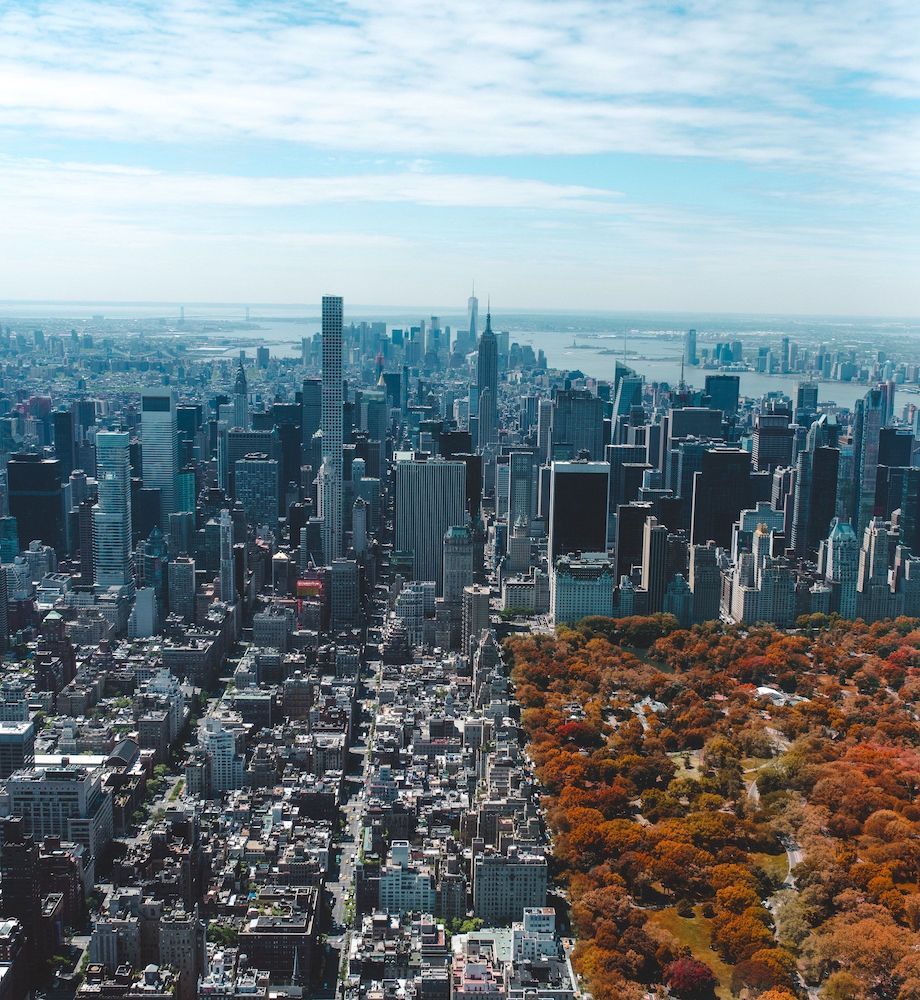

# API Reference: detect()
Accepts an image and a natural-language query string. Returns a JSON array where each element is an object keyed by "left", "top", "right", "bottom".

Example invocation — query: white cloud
[
  {"left": 0, "top": 0, "right": 917, "bottom": 183},
  {"left": 0, "top": 156, "right": 624, "bottom": 214}
]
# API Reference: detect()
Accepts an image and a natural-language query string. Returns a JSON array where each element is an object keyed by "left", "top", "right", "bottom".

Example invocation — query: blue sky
[{"left": 1, "top": 0, "right": 919, "bottom": 313}]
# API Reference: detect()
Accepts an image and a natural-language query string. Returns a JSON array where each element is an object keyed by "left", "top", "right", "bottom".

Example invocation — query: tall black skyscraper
[
  {"left": 704, "top": 374, "right": 740, "bottom": 417},
  {"left": 853, "top": 385, "right": 888, "bottom": 534},
  {"left": 52, "top": 409, "right": 75, "bottom": 476},
  {"left": 791, "top": 414, "right": 839, "bottom": 558},
  {"left": 7, "top": 452, "right": 65, "bottom": 552},
  {"left": 690, "top": 447, "right": 752, "bottom": 548},
  {"left": 548, "top": 460, "right": 609, "bottom": 562}
]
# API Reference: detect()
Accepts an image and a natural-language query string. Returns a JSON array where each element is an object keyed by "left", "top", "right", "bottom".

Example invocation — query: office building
[
  {"left": 853, "top": 385, "right": 887, "bottom": 535},
  {"left": 690, "top": 448, "right": 752, "bottom": 548},
  {"left": 141, "top": 387, "right": 178, "bottom": 525},
  {"left": 547, "top": 461, "right": 609, "bottom": 562},
  {"left": 6, "top": 765, "right": 113, "bottom": 859},
  {"left": 689, "top": 541, "right": 722, "bottom": 623},
  {"left": 795, "top": 380, "right": 819, "bottom": 423},
  {"left": 7, "top": 452, "right": 64, "bottom": 553},
  {"left": 235, "top": 453, "right": 279, "bottom": 526},
  {"left": 395, "top": 459, "right": 467, "bottom": 592},
  {"left": 0, "top": 720, "right": 35, "bottom": 778},
  {"left": 704, "top": 374, "right": 740, "bottom": 416},
  {"left": 168, "top": 556, "right": 196, "bottom": 621},
  {"left": 752, "top": 410, "right": 794, "bottom": 472},
  {"left": 461, "top": 584, "right": 490, "bottom": 653},
  {"left": 321, "top": 295, "right": 344, "bottom": 561},
  {"left": 550, "top": 388, "right": 604, "bottom": 460},
  {"left": 640, "top": 516, "right": 669, "bottom": 613},
  {"left": 685, "top": 328, "right": 698, "bottom": 365},
  {"left": 331, "top": 558, "right": 360, "bottom": 630},
  {"left": 93, "top": 431, "right": 133, "bottom": 588},
  {"left": 0, "top": 516, "right": 20, "bottom": 562},
  {"left": 477, "top": 312, "right": 499, "bottom": 446},
  {"left": 507, "top": 450, "right": 536, "bottom": 528},
  {"left": 791, "top": 415, "right": 840, "bottom": 558},
  {"left": 443, "top": 525, "right": 475, "bottom": 604},
  {"left": 52, "top": 408, "right": 76, "bottom": 476}
]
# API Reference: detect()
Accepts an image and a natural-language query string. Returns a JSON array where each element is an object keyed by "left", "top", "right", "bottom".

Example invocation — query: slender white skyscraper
[
  {"left": 93, "top": 430, "right": 133, "bottom": 588},
  {"left": 321, "top": 295, "right": 344, "bottom": 561},
  {"left": 317, "top": 455, "right": 336, "bottom": 565},
  {"left": 141, "top": 386, "right": 178, "bottom": 525},
  {"left": 466, "top": 289, "right": 479, "bottom": 353},
  {"left": 219, "top": 508, "right": 235, "bottom": 604}
]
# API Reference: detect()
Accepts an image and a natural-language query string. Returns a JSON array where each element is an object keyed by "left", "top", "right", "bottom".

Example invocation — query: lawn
[
  {"left": 648, "top": 905, "right": 734, "bottom": 1000},
  {"left": 667, "top": 749, "right": 702, "bottom": 778},
  {"left": 750, "top": 850, "right": 790, "bottom": 885}
]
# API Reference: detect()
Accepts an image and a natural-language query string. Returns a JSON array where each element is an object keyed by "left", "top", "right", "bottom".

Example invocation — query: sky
[{"left": 1, "top": 0, "right": 919, "bottom": 314}]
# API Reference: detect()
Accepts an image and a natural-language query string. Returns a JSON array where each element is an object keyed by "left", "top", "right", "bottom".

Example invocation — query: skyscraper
[
  {"left": 548, "top": 461, "right": 609, "bottom": 562},
  {"left": 7, "top": 452, "right": 64, "bottom": 552},
  {"left": 551, "top": 388, "right": 605, "bottom": 460},
  {"left": 462, "top": 584, "right": 490, "bottom": 654},
  {"left": 219, "top": 508, "right": 235, "bottom": 604},
  {"left": 302, "top": 377, "right": 322, "bottom": 453},
  {"left": 235, "top": 453, "right": 279, "bottom": 526},
  {"left": 752, "top": 410, "right": 794, "bottom": 472},
  {"left": 141, "top": 386, "right": 179, "bottom": 526},
  {"left": 689, "top": 541, "right": 721, "bottom": 623},
  {"left": 477, "top": 311, "right": 498, "bottom": 447},
  {"left": 321, "top": 295, "right": 344, "bottom": 561},
  {"left": 168, "top": 555, "right": 196, "bottom": 621},
  {"left": 507, "top": 450, "right": 536, "bottom": 529},
  {"left": 685, "top": 328, "right": 698, "bottom": 366},
  {"left": 853, "top": 385, "right": 887, "bottom": 535},
  {"left": 466, "top": 290, "right": 479, "bottom": 354},
  {"left": 52, "top": 408, "right": 76, "bottom": 476},
  {"left": 821, "top": 517, "right": 859, "bottom": 618},
  {"left": 442, "top": 524, "right": 475, "bottom": 604},
  {"left": 791, "top": 414, "right": 839, "bottom": 558},
  {"left": 93, "top": 431, "right": 133, "bottom": 588},
  {"left": 395, "top": 458, "right": 467, "bottom": 592},
  {"left": 232, "top": 362, "right": 250, "bottom": 430},
  {"left": 704, "top": 374, "right": 740, "bottom": 416},
  {"left": 640, "top": 516, "right": 669, "bottom": 612},
  {"left": 690, "top": 447, "right": 752, "bottom": 548}
]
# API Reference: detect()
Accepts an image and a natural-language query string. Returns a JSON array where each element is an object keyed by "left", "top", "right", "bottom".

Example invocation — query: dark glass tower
[{"left": 7, "top": 452, "right": 64, "bottom": 552}]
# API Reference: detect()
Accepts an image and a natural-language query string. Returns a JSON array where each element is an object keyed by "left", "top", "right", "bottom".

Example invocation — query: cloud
[
  {"left": 0, "top": 156, "right": 624, "bottom": 219},
  {"left": 0, "top": 0, "right": 917, "bottom": 184}
]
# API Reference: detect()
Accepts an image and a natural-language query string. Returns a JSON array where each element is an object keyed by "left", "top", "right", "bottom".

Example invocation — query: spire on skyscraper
[{"left": 234, "top": 360, "right": 247, "bottom": 395}]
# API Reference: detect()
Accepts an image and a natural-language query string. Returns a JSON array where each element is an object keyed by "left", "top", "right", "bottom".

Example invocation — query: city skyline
[{"left": 1, "top": 0, "right": 919, "bottom": 313}]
